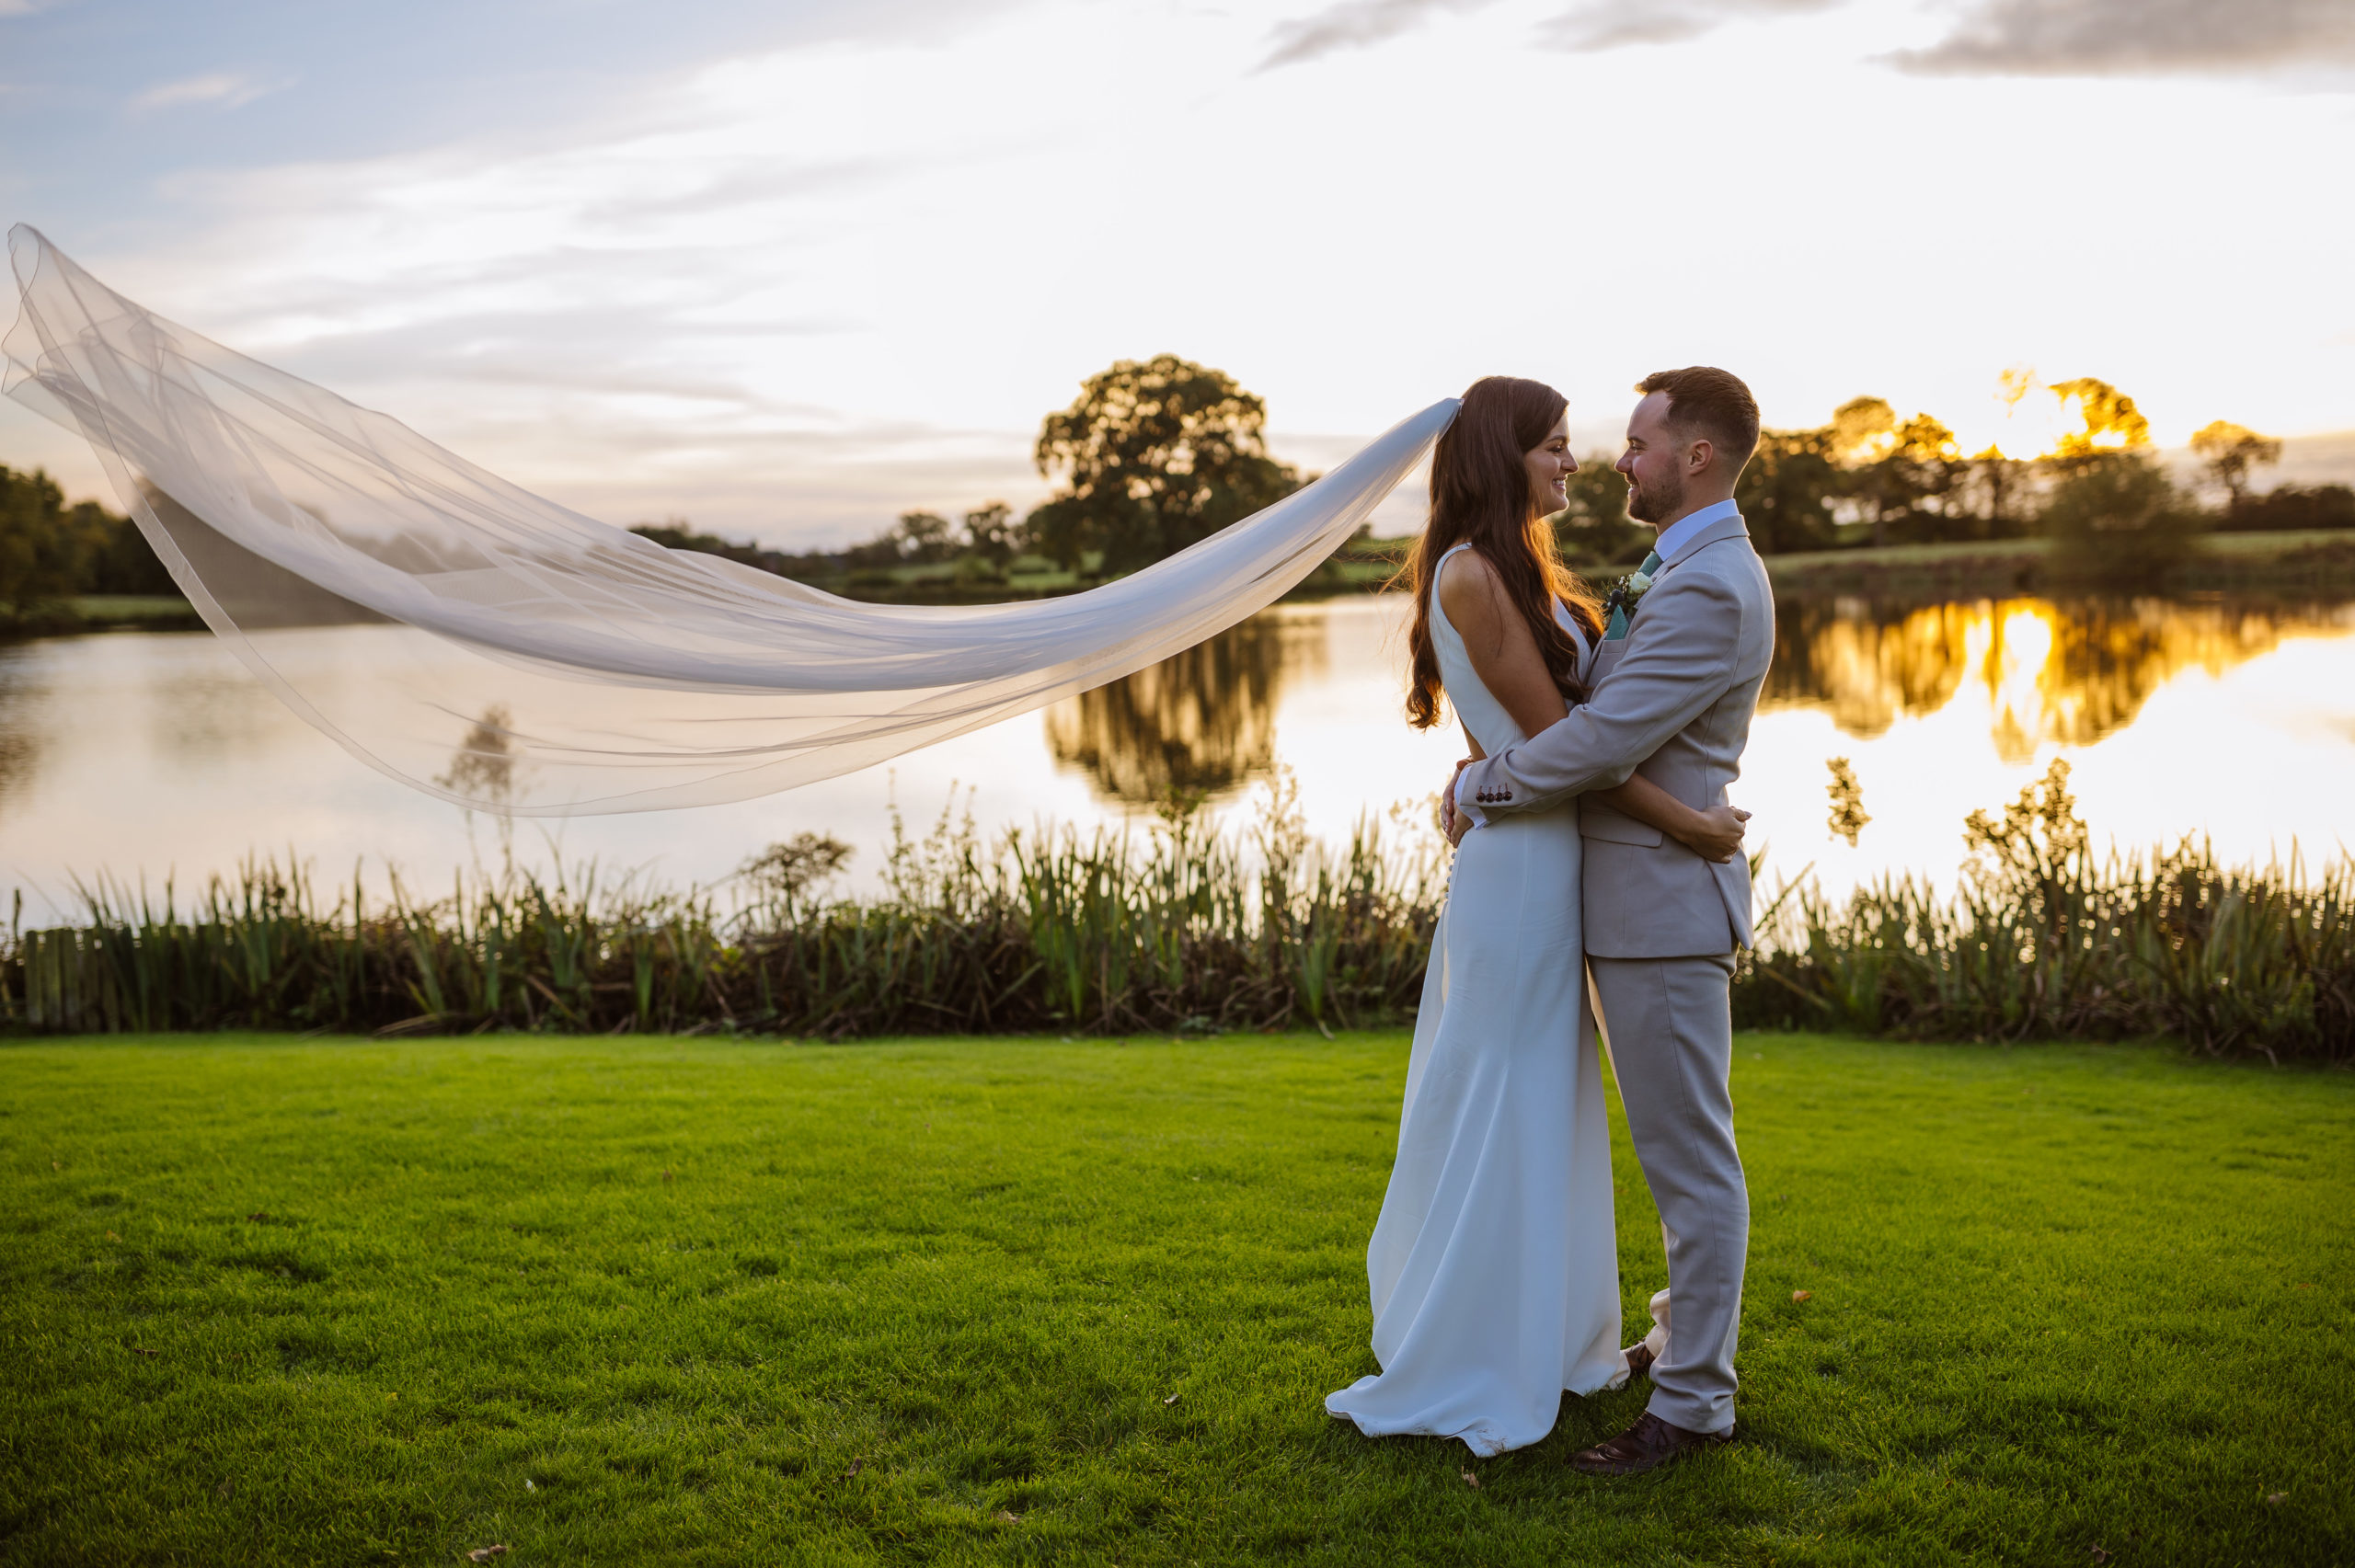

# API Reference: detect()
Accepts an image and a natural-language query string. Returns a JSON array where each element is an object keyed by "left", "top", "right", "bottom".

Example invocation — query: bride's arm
[
  {"left": 1439, "top": 551, "right": 1570, "bottom": 739},
  {"left": 1594, "top": 776, "right": 1751, "bottom": 863}
]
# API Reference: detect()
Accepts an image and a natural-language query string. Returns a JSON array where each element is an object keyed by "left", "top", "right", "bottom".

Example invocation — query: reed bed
[
  {"left": 1738, "top": 761, "right": 2355, "bottom": 1064},
  {"left": 6, "top": 764, "right": 2349, "bottom": 1062},
  {"left": 4, "top": 779, "right": 1444, "bottom": 1045}
]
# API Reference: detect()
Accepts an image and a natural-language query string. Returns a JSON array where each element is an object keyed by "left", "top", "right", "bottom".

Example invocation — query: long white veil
[{"left": 3, "top": 224, "right": 1453, "bottom": 815}]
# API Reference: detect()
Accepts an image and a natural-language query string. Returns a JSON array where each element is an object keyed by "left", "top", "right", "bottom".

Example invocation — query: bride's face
[{"left": 1523, "top": 414, "right": 1575, "bottom": 515}]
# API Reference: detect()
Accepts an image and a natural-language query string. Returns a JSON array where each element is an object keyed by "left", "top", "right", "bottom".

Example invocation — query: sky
[{"left": 5, "top": 0, "right": 2353, "bottom": 545}]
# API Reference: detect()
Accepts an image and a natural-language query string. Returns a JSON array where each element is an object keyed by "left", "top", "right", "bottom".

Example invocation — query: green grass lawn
[{"left": 3, "top": 1032, "right": 2348, "bottom": 1566}]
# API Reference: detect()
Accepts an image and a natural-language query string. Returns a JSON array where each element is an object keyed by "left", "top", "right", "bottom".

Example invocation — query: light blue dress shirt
[{"left": 1650, "top": 496, "right": 1741, "bottom": 565}]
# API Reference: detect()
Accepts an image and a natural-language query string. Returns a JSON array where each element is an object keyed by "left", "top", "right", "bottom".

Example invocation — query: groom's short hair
[{"left": 1637, "top": 367, "right": 1760, "bottom": 470}]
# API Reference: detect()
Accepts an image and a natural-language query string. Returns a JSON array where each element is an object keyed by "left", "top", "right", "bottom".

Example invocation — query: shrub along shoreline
[{"left": 6, "top": 764, "right": 2349, "bottom": 1064}]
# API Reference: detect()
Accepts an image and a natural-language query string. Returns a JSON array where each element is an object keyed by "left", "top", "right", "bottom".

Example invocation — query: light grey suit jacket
[{"left": 1455, "top": 511, "right": 1775, "bottom": 958}]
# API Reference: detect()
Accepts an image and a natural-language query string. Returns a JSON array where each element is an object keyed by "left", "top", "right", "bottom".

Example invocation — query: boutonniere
[
  {"left": 1601, "top": 567, "right": 1654, "bottom": 640},
  {"left": 1601, "top": 572, "right": 1658, "bottom": 625}
]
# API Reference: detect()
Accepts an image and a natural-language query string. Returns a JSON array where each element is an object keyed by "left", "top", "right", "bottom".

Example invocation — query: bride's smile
[{"left": 1524, "top": 418, "right": 1577, "bottom": 513}]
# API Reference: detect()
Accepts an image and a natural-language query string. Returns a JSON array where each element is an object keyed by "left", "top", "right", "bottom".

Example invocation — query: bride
[{"left": 1324, "top": 376, "right": 1748, "bottom": 1457}]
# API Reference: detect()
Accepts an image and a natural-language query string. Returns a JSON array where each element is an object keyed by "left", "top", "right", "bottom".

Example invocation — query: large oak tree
[{"left": 1028, "top": 355, "right": 1303, "bottom": 574}]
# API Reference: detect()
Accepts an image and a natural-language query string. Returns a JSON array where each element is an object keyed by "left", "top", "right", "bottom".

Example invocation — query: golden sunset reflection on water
[{"left": 1759, "top": 596, "right": 2349, "bottom": 766}]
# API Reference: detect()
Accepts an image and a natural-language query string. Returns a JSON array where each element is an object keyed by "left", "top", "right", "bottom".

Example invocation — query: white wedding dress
[{"left": 1325, "top": 544, "right": 1632, "bottom": 1456}]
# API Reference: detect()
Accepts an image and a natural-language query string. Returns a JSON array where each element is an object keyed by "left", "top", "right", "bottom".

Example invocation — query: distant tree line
[
  {"left": 0, "top": 464, "right": 177, "bottom": 621},
  {"left": 1555, "top": 377, "right": 2351, "bottom": 572},
  {"left": 5, "top": 365, "right": 2352, "bottom": 622}
]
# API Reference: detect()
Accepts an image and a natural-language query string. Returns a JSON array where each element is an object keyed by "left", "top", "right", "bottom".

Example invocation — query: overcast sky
[{"left": 5, "top": 0, "right": 2351, "bottom": 544}]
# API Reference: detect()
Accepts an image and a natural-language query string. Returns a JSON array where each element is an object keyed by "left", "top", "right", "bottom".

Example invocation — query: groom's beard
[{"left": 1626, "top": 471, "right": 1683, "bottom": 524}]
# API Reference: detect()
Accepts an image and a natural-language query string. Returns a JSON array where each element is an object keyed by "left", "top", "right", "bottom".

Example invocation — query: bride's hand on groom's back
[
  {"left": 1442, "top": 759, "right": 1475, "bottom": 846},
  {"left": 1680, "top": 806, "right": 1751, "bottom": 864}
]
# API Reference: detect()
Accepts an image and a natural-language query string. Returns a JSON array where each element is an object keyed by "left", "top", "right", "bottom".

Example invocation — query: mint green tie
[{"left": 1603, "top": 551, "right": 1661, "bottom": 641}]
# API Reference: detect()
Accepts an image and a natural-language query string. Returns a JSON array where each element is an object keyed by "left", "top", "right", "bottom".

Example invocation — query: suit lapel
[{"left": 1611, "top": 513, "right": 1751, "bottom": 652}]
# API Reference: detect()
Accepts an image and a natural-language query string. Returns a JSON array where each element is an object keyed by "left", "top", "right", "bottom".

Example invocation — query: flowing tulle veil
[{"left": 3, "top": 224, "right": 1455, "bottom": 815}]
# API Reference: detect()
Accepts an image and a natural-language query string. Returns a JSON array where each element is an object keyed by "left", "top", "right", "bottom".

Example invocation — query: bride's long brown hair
[{"left": 1400, "top": 375, "right": 1604, "bottom": 729}]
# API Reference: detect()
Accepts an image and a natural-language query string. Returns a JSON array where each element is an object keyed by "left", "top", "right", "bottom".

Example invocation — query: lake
[{"left": 3, "top": 591, "right": 2350, "bottom": 923}]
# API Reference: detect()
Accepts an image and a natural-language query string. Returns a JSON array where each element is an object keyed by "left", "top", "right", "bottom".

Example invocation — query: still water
[{"left": 3, "top": 593, "right": 2350, "bottom": 922}]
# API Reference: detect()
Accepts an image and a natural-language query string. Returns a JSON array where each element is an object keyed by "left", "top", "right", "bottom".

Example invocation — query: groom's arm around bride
[{"left": 1452, "top": 366, "right": 1775, "bottom": 1472}]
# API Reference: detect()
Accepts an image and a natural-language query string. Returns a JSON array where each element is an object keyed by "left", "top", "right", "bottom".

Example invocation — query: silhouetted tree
[
  {"left": 2189, "top": 420, "right": 2282, "bottom": 512},
  {"left": 1829, "top": 397, "right": 1900, "bottom": 544},
  {"left": 1874, "top": 414, "right": 1969, "bottom": 543},
  {"left": 1830, "top": 397, "right": 1897, "bottom": 464},
  {"left": 2044, "top": 452, "right": 2198, "bottom": 585},
  {"left": 895, "top": 510, "right": 956, "bottom": 565},
  {"left": 2048, "top": 377, "right": 2151, "bottom": 464},
  {"left": 1956, "top": 447, "right": 2037, "bottom": 541},
  {"left": 2219, "top": 483, "right": 2355, "bottom": 533},
  {"left": 1736, "top": 427, "right": 1840, "bottom": 554},
  {"left": 1028, "top": 355, "right": 1303, "bottom": 574},
  {"left": 959, "top": 501, "right": 1025, "bottom": 566},
  {"left": 628, "top": 517, "right": 838, "bottom": 579}
]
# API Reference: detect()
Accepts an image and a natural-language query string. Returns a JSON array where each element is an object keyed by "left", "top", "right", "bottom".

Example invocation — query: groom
[{"left": 1444, "top": 366, "right": 1775, "bottom": 1475}]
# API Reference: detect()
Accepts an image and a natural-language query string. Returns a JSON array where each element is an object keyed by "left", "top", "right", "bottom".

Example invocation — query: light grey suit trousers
[
  {"left": 1454, "top": 510, "right": 1775, "bottom": 1436},
  {"left": 1589, "top": 952, "right": 1745, "bottom": 1433}
]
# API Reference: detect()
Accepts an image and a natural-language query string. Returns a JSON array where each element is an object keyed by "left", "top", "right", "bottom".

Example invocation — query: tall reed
[{"left": 6, "top": 762, "right": 2348, "bottom": 1062}]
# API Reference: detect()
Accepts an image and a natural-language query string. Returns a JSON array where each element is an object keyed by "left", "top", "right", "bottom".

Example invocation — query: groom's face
[{"left": 1617, "top": 391, "right": 1690, "bottom": 526}]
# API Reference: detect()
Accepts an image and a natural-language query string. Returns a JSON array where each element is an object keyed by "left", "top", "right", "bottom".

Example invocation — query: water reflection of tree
[
  {"left": 2036, "top": 600, "right": 2338, "bottom": 746},
  {"left": 0, "top": 656, "right": 40, "bottom": 812},
  {"left": 1046, "top": 614, "right": 1315, "bottom": 804},
  {"left": 435, "top": 704, "right": 519, "bottom": 809},
  {"left": 1765, "top": 600, "right": 1980, "bottom": 737},
  {"left": 1767, "top": 596, "right": 2353, "bottom": 759}
]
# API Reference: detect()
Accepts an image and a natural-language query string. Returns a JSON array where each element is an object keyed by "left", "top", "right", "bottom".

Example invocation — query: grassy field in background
[
  {"left": 63, "top": 595, "right": 196, "bottom": 621},
  {"left": 1755, "top": 528, "right": 2355, "bottom": 596},
  {"left": 1758, "top": 528, "right": 2355, "bottom": 573},
  {"left": 52, "top": 596, "right": 206, "bottom": 631},
  {"left": 3, "top": 1031, "right": 2349, "bottom": 1565}
]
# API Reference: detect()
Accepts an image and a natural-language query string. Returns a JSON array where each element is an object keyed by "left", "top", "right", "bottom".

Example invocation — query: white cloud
[
  {"left": 1264, "top": 0, "right": 2355, "bottom": 76},
  {"left": 1890, "top": 0, "right": 2355, "bottom": 75},
  {"left": 1258, "top": 0, "right": 1497, "bottom": 69},
  {"left": 1260, "top": 0, "right": 1844, "bottom": 65},
  {"left": 132, "top": 72, "right": 287, "bottom": 113}
]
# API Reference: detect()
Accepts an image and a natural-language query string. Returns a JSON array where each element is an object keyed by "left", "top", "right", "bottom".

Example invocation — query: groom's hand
[{"left": 1442, "top": 759, "right": 1474, "bottom": 847}]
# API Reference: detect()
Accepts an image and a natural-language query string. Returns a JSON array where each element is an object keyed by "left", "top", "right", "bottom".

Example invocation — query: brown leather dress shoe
[
  {"left": 1621, "top": 1342, "right": 1656, "bottom": 1383},
  {"left": 1570, "top": 1411, "right": 1733, "bottom": 1476}
]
